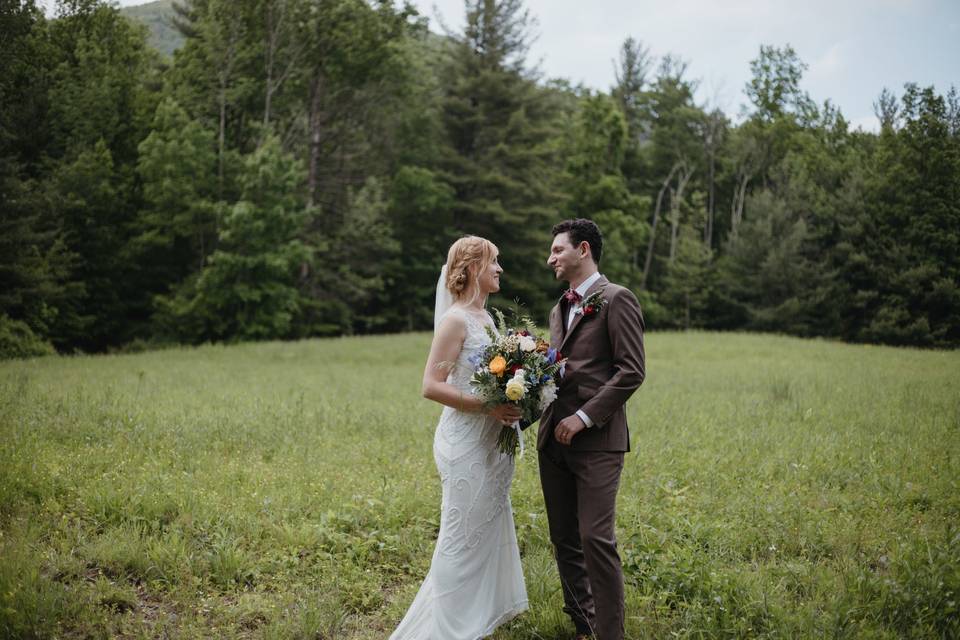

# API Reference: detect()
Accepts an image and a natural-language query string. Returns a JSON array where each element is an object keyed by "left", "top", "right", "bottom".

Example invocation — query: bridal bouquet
[{"left": 470, "top": 310, "right": 565, "bottom": 458}]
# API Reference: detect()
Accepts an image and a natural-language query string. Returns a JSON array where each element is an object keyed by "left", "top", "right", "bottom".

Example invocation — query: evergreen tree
[
  {"left": 384, "top": 166, "right": 456, "bottom": 331},
  {"left": 49, "top": 139, "right": 127, "bottom": 349},
  {"left": 156, "top": 136, "right": 308, "bottom": 341},
  {"left": 0, "top": 1, "right": 80, "bottom": 353},
  {"left": 0, "top": 161, "right": 82, "bottom": 353},
  {"left": 133, "top": 97, "right": 219, "bottom": 302},
  {"left": 45, "top": 0, "right": 156, "bottom": 167},
  {"left": 660, "top": 222, "right": 713, "bottom": 329},
  {"left": 437, "top": 0, "right": 564, "bottom": 316},
  {"left": 716, "top": 187, "right": 820, "bottom": 334},
  {"left": 2, "top": 0, "right": 158, "bottom": 351},
  {"left": 325, "top": 178, "right": 401, "bottom": 333},
  {"left": 861, "top": 84, "right": 960, "bottom": 346}
]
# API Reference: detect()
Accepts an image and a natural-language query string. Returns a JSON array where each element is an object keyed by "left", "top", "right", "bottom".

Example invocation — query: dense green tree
[
  {"left": 859, "top": 84, "right": 960, "bottom": 346},
  {"left": 167, "top": 0, "right": 258, "bottom": 200},
  {"left": 3, "top": 0, "right": 959, "bottom": 353},
  {"left": 739, "top": 44, "right": 812, "bottom": 190},
  {"left": 322, "top": 178, "right": 401, "bottom": 334},
  {"left": 384, "top": 166, "right": 456, "bottom": 331},
  {"left": 611, "top": 36, "right": 653, "bottom": 156},
  {"left": 49, "top": 139, "right": 129, "bottom": 348},
  {"left": 299, "top": 0, "right": 415, "bottom": 213},
  {"left": 155, "top": 136, "right": 308, "bottom": 341},
  {"left": 660, "top": 222, "right": 713, "bottom": 329},
  {"left": 0, "top": 0, "right": 52, "bottom": 172},
  {"left": 0, "top": 0, "right": 158, "bottom": 351},
  {"left": 564, "top": 93, "right": 649, "bottom": 290},
  {"left": 0, "top": 1, "right": 77, "bottom": 351},
  {"left": 437, "top": 0, "right": 566, "bottom": 316},
  {"left": 45, "top": 0, "right": 156, "bottom": 166},
  {"left": 0, "top": 163, "right": 82, "bottom": 351},
  {"left": 133, "top": 98, "right": 219, "bottom": 299}
]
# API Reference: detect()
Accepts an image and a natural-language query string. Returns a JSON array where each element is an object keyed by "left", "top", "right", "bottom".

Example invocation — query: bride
[{"left": 390, "top": 236, "right": 528, "bottom": 639}]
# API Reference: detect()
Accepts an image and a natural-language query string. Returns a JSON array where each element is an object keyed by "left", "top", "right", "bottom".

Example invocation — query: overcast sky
[{"left": 109, "top": 0, "right": 959, "bottom": 132}]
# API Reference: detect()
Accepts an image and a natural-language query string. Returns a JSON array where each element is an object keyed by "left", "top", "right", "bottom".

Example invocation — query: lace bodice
[{"left": 441, "top": 306, "right": 496, "bottom": 392}]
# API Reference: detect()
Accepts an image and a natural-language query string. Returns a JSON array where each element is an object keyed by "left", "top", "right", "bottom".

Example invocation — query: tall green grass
[{"left": 1, "top": 332, "right": 958, "bottom": 638}]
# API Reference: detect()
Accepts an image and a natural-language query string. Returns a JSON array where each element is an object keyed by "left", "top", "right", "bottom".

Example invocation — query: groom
[{"left": 538, "top": 218, "right": 646, "bottom": 640}]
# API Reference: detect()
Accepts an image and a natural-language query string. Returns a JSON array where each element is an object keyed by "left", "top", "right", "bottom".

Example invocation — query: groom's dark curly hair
[{"left": 552, "top": 218, "right": 603, "bottom": 266}]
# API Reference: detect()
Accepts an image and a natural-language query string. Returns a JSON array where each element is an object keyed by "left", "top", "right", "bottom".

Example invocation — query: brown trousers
[{"left": 539, "top": 438, "right": 625, "bottom": 640}]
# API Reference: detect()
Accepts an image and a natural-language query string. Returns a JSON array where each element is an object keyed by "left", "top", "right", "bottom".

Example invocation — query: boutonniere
[{"left": 575, "top": 290, "right": 607, "bottom": 317}]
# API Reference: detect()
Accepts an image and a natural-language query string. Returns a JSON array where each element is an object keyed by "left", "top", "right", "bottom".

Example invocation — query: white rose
[
  {"left": 538, "top": 380, "right": 558, "bottom": 411},
  {"left": 518, "top": 335, "right": 536, "bottom": 352}
]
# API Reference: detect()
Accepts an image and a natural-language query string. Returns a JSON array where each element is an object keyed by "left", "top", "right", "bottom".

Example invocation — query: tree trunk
[
  {"left": 261, "top": 0, "right": 301, "bottom": 146},
  {"left": 218, "top": 95, "right": 226, "bottom": 199},
  {"left": 706, "top": 146, "right": 715, "bottom": 246},
  {"left": 668, "top": 186, "right": 677, "bottom": 262},
  {"left": 307, "top": 71, "right": 324, "bottom": 208},
  {"left": 668, "top": 166, "right": 692, "bottom": 264},
  {"left": 703, "top": 109, "right": 723, "bottom": 248},
  {"left": 641, "top": 162, "right": 681, "bottom": 290},
  {"left": 262, "top": 1, "right": 277, "bottom": 136},
  {"left": 216, "top": 21, "right": 239, "bottom": 201},
  {"left": 731, "top": 170, "right": 751, "bottom": 232}
]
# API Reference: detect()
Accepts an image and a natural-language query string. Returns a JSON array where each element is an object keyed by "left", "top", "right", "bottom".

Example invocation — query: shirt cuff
[{"left": 576, "top": 409, "right": 594, "bottom": 428}]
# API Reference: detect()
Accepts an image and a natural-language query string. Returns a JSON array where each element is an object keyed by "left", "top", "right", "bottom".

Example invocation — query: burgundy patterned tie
[{"left": 563, "top": 289, "right": 582, "bottom": 304}]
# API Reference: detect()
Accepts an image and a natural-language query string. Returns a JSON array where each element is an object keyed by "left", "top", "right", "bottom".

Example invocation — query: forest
[{"left": 2, "top": 0, "right": 958, "bottom": 357}]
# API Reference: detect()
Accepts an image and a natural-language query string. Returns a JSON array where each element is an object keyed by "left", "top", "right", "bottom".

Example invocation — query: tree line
[{"left": 1, "top": 0, "right": 958, "bottom": 358}]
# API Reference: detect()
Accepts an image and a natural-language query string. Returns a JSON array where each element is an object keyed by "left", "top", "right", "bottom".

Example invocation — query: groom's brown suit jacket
[{"left": 538, "top": 276, "right": 646, "bottom": 451}]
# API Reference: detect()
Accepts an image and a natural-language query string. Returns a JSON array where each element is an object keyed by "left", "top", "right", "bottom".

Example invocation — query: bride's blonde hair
[{"left": 445, "top": 235, "right": 498, "bottom": 302}]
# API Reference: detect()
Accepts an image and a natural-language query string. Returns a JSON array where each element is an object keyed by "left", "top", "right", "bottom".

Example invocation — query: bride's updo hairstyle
[{"left": 445, "top": 235, "right": 497, "bottom": 301}]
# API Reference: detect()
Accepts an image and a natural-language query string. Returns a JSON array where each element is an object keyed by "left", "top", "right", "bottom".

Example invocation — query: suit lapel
[
  {"left": 549, "top": 302, "right": 564, "bottom": 348},
  {"left": 559, "top": 276, "right": 607, "bottom": 352}
]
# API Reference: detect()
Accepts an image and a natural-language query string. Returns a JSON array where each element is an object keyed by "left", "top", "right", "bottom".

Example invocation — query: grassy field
[{"left": 1, "top": 331, "right": 958, "bottom": 639}]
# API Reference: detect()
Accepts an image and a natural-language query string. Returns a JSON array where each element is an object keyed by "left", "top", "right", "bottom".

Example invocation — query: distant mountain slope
[{"left": 120, "top": 0, "right": 183, "bottom": 58}]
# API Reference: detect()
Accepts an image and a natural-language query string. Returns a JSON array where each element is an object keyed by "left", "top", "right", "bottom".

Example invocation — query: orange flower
[{"left": 488, "top": 355, "right": 507, "bottom": 376}]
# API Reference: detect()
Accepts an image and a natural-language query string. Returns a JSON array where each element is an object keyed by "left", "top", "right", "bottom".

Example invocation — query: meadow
[{"left": 1, "top": 331, "right": 958, "bottom": 639}]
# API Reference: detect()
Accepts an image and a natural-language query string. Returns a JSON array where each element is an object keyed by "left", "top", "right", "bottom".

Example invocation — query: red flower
[
  {"left": 584, "top": 305, "right": 595, "bottom": 315},
  {"left": 509, "top": 364, "right": 522, "bottom": 374}
]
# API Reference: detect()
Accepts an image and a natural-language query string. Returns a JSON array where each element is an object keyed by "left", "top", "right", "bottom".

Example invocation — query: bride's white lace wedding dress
[{"left": 390, "top": 306, "right": 528, "bottom": 639}]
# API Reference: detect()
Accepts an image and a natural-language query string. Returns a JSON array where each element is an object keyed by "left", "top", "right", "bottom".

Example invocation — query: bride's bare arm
[
  {"left": 422, "top": 314, "right": 483, "bottom": 412},
  {"left": 422, "top": 315, "right": 521, "bottom": 423}
]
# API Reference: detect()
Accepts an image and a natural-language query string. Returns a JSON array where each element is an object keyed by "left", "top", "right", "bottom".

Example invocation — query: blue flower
[
  {"left": 546, "top": 347, "right": 557, "bottom": 364},
  {"left": 540, "top": 374, "right": 552, "bottom": 384}
]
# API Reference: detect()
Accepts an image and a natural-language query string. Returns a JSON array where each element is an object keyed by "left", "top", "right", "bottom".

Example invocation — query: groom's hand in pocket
[{"left": 554, "top": 414, "right": 586, "bottom": 446}]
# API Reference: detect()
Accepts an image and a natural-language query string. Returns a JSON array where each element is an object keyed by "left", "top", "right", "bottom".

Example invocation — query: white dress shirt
[
  {"left": 566, "top": 271, "right": 603, "bottom": 428},
  {"left": 565, "top": 271, "right": 603, "bottom": 330}
]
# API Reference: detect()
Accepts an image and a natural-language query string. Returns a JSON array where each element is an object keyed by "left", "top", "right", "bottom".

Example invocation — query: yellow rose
[
  {"left": 489, "top": 355, "right": 507, "bottom": 377},
  {"left": 505, "top": 378, "right": 526, "bottom": 401}
]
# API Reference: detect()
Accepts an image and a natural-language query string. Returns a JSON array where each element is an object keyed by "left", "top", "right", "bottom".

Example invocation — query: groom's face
[{"left": 547, "top": 232, "right": 582, "bottom": 282}]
